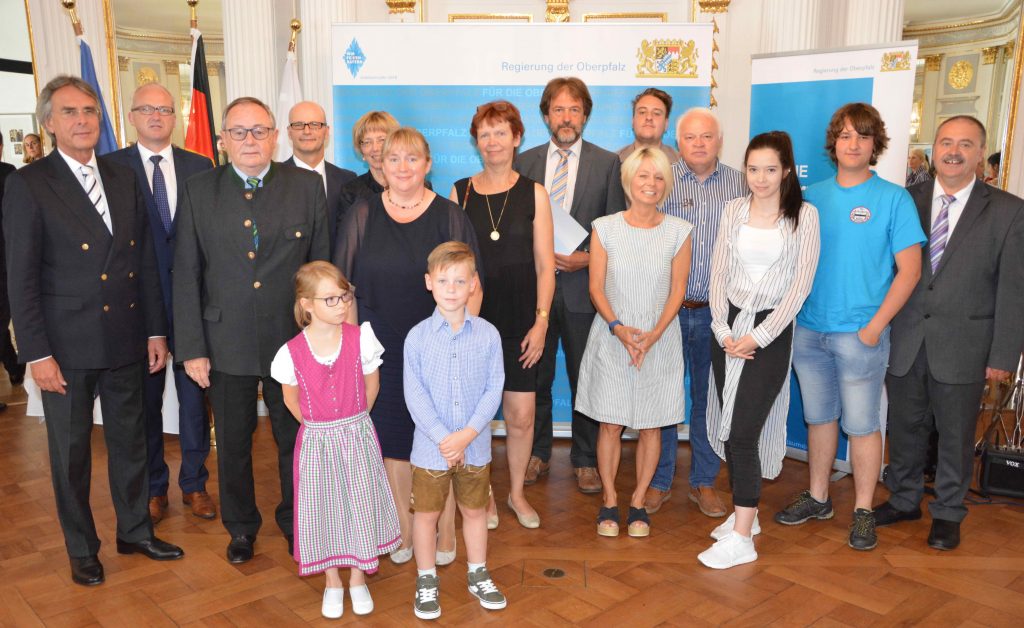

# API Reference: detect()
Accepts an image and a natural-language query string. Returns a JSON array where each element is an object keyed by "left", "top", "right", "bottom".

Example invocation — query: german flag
[{"left": 185, "top": 28, "right": 217, "bottom": 165}]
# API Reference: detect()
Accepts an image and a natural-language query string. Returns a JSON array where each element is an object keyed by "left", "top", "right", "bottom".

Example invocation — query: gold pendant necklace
[{"left": 483, "top": 182, "right": 512, "bottom": 241}]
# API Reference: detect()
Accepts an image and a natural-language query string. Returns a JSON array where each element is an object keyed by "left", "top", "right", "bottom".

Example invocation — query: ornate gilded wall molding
[
  {"left": 697, "top": 0, "right": 730, "bottom": 13},
  {"left": 117, "top": 55, "right": 129, "bottom": 71},
  {"left": 385, "top": 1, "right": 416, "bottom": 14},
  {"left": 697, "top": 1, "right": 730, "bottom": 108},
  {"left": 925, "top": 54, "right": 944, "bottom": 72},
  {"left": 982, "top": 46, "right": 999, "bottom": 64},
  {"left": 163, "top": 60, "right": 179, "bottom": 75},
  {"left": 546, "top": 1, "right": 570, "bottom": 23}
]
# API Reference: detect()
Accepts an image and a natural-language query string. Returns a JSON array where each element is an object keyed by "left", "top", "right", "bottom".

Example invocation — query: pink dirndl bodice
[{"left": 286, "top": 322, "right": 366, "bottom": 422}]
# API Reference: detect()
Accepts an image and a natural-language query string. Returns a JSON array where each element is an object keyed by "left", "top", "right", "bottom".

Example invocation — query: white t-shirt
[
  {"left": 270, "top": 322, "right": 384, "bottom": 386},
  {"left": 736, "top": 224, "right": 784, "bottom": 284}
]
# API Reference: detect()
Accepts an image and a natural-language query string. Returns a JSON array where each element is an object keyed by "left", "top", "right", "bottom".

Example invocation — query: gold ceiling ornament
[
  {"left": 288, "top": 18, "right": 301, "bottom": 53},
  {"left": 61, "top": 0, "right": 84, "bottom": 36},
  {"left": 982, "top": 46, "right": 999, "bottom": 65},
  {"left": 947, "top": 60, "right": 974, "bottom": 90},
  {"left": 924, "top": 54, "right": 943, "bottom": 72},
  {"left": 546, "top": 1, "right": 570, "bottom": 23},
  {"left": 698, "top": 0, "right": 731, "bottom": 13},
  {"left": 1004, "top": 42, "right": 1016, "bottom": 60},
  {"left": 385, "top": 1, "right": 417, "bottom": 14}
]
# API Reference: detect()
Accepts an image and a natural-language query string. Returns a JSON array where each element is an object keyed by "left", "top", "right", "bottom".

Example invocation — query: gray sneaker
[
  {"left": 848, "top": 508, "right": 878, "bottom": 551},
  {"left": 774, "top": 490, "right": 835, "bottom": 525},
  {"left": 414, "top": 574, "right": 441, "bottom": 620},
  {"left": 467, "top": 567, "right": 507, "bottom": 610}
]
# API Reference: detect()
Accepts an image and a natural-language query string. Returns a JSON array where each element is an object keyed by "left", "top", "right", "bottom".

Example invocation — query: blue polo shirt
[{"left": 798, "top": 173, "right": 926, "bottom": 333}]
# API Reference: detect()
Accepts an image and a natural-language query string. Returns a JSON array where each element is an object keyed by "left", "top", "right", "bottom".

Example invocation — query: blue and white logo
[{"left": 344, "top": 38, "right": 366, "bottom": 78}]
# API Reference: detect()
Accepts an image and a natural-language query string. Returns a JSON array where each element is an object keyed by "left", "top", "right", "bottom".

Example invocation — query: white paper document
[{"left": 550, "top": 199, "right": 589, "bottom": 255}]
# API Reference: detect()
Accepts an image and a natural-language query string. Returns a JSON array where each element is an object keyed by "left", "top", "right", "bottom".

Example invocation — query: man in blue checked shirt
[
  {"left": 403, "top": 242, "right": 506, "bottom": 621},
  {"left": 654, "top": 107, "right": 748, "bottom": 520}
]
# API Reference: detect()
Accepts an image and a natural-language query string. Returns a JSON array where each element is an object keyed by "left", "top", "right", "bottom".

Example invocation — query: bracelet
[
  {"left": 608, "top": 319, "right": 623, "bottom": 334},
  {"left": 536, "top": 308, "right": 549, "bottom": 319}
]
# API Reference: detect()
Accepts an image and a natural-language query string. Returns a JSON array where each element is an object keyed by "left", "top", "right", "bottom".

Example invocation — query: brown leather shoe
[
  {"left": 148, "top": 495, "right": 168, "bottom": 525},
  {"left": 182, "top": 491, "right": 217, "bottom": 520},
  {"left": 524, "top": 455, "right": 550, "bottom": 486},
  {"left": 574, "top": 467, "right": 603, "bottom": 494},
  {"left": 689, "top": 486, "right": 727, "bottom": 518},
  {"left": 643, "top": 487, "right": 672, "bottom": 514}
]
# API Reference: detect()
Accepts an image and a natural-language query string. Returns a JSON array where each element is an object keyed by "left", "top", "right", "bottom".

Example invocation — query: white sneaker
[
  {"left": 321, "top": 587, "right": 344, "bottom": 619},
  {"left": 698, "top": 531, "right": 758, "bottom": 569},
  {"left": 389, "top": 546, "right": 413, "bottom": 564},
  {"left": 436, "top": 546, "right": 456, "bottom": 566},
  {"left": 348, "top": 584, "right": 373, "bottom": 615},
  {"left": 710, "top": 511, "right": 761, "bottom": 541}
]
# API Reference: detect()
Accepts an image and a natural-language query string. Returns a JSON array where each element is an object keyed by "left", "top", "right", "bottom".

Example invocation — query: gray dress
[{"left": 576, "top": 212, "right": 692, "bottom": 428}]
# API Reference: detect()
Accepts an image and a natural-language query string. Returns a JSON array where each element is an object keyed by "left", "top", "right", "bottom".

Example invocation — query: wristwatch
[
  {"left": 536, "top": 308, "right": 548, "bottom": 319},
  {"left": 608, "top": 319, "right": 623, "bottom": 334}
]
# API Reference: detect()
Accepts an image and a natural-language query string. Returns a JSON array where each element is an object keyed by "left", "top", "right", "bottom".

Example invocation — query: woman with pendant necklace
[
  {"left": 334, "top": 127, "right": 481, "bottom": 568},
  {"left": 451, "top": 101, "right": 556, "bottom": 530}
]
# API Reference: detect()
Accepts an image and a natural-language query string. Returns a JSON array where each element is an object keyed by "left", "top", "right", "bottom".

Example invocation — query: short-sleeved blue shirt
[{"left": 797, "top": 173, "right": 926, "bottom": 333}]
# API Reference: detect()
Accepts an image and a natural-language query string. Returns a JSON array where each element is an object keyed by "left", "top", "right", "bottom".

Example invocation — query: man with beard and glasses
[
  {"left": 876, "top": 116, "right": 1024, "bottom": 551},
  {"left": 514, "top": 77, "right": 625, "bottom": 494}
]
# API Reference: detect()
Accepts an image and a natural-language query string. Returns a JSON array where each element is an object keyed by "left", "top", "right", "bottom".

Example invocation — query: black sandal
[
  {"left": 596, "top": 506, "right": 620, "bottom": 537},
  {"left": 627, "top": 507, "right": 651, "bottom": 538}
]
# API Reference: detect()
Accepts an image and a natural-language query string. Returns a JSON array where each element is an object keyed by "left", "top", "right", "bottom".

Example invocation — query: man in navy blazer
[
  {"left": 107, "top": 83, "right": 215, "bottom": 524},
  {"left": 282, "top": 101, "right": 356, "bottom": 254}
]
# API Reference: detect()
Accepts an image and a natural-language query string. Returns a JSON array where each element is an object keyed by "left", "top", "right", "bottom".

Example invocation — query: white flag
[{"left": 275, "top": 49, "right": 302, "bottom": 161}]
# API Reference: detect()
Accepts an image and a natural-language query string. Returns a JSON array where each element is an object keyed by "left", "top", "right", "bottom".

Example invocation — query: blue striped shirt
[
  {"left": 404, "top": 308, "right": 504, "bottom": 470},
  {"left": 663, "top": 159, "right": 748, "bottom": 301}
]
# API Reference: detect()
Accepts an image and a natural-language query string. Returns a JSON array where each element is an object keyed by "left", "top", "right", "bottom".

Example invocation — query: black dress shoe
[
  {"left": 928, "top": 519, "right": 960, "bottom": 550},
  {"left": 285, "top": 534, "right": 294, "bottom": 555},
  {"left": 873, "top": 501, "right": 922, "bottom": 527},
  {"left": 116, "top": 536, "right": 185, "bottom": 561},
  {"left": 70, "top": 555, "right": 104, "bottom": 586},
  {"left": 0, "top": 402, "right": 7, "bottom": 412},
  {"left": 227, "top": 535, "right": 255, "bottom": 564}
]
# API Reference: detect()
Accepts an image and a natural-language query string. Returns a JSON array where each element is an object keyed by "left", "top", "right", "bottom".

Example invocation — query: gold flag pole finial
[
  {"left": 288, "top": 18, "right": 302, "bottom": 53},
  {"left": 187, "top": 0, "right": 199, "bottom": 30},
  {"left": 61, "top": 0, "right": 84, "bottom": 37}
]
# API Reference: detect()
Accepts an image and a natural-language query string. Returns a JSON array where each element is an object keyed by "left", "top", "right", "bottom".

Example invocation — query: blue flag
[{"left": 78, "top": 37, "right": 117, "bottom": 155}]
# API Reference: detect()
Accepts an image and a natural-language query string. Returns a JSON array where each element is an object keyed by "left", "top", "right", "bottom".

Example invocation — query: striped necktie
[
  {"left": 929, "top": 194, "right": 955, "bottom": 273},
  {"left": 550, "top": 148, "right": 571, "bottom": 211},
  {"left": 79, "top": 164, "right": 111, "bottom": 233},
  {"left": 246, "top": 177, "right": 260, "bottom": 251}
]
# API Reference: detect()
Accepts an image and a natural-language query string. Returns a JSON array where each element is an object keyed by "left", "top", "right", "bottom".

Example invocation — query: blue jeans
[{"left": 651, "top": 306, "right": 719, "bottom": 491}]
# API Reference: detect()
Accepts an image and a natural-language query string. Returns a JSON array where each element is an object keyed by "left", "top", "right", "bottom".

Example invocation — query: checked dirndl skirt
[{"left": 293, "top": 411, "right": 402, "bottom": 576}]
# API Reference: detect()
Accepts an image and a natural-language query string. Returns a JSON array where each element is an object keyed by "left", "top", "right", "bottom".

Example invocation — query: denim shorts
[{"left": 791, "top": 325, "right": 890, "bottom": 436}]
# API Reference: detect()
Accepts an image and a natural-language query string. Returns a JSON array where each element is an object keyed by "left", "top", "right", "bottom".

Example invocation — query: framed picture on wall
[{"left": 0, "top": 114, "right": 36, "bottom": 167}]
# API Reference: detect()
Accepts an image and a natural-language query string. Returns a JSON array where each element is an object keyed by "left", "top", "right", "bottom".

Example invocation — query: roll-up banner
[
  {"left": 332, "top": 23, "right": 713, "bottom": 431},
  {"left": 750, "top": 42, "right": 918, "bottom": 471}
]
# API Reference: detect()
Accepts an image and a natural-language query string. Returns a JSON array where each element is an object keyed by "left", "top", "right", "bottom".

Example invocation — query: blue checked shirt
[
  {"left": 663, "top": 159, "right": 747, "bottom": 302},
  {"left": 404, "top": 308, "right": 504, "bottom": 471}
]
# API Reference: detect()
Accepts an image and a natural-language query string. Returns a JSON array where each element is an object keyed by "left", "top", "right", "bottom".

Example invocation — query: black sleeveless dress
[{"left": 455, "top": 174, "right": 539, "bottom": 392}]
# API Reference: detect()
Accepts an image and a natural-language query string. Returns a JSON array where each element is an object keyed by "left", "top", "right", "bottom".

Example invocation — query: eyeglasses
[
  {"left": 132, "top": 105, "right": 175, "bottom": 116},
  {"left": 225, "top": 126, "right": 272, "bottom": 141},
  {"left": 289, "top": 121, "right": 326, "bottom": 131},
  {"left": 312, "top": 293, "right": 353, "bottom": 307}
]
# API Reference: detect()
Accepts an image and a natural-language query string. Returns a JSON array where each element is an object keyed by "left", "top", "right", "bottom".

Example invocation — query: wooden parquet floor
[{"left": 2, "top": 378, "right": 1024, "bottom": 627}]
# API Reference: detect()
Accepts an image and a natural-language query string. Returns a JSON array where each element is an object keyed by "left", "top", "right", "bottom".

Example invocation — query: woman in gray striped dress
[
  {"left": 697, "top": 132, "right": 820, "bottom": 570},
  {"left": 577, "top": 147, "right": 693, "bottom": 538}
]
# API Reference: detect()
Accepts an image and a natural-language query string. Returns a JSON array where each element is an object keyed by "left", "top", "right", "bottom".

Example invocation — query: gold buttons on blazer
[
  {"left": 100, "top": 274, "right": 107, "bottom": 281},
  {"left": 130, "top": 240, "right": 136, "bottom": 247},
  {"left": 103, "top": 305, "right": 110, "bottom": 312},
  {"left": 244, "top": 219, "right": 253, "bottom": 228},
  {"left": 128, "top": 272, "right": 135, "bottom": 279},
  {"left": 244, "top": 191, "right": 254, "bottom": 200},
  {"left": 248, "top": 251, "right": 256, "bottom": 260},
  {"left": 294, "top": 231, "right": 302, "bottom": 238},
  {"left": 82, "top": 243, "right": 90, "bottom": 251},
  {"left": 253, "top": 281, "right": 262, "bottom": 289},
  {"left": 129, "top": 302, "right": 136, "bottom": 309}
]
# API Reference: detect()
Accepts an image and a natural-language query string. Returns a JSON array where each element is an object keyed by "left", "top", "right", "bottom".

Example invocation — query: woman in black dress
[
  {"left": 338, "top": 111, "right": 400, "bottom": 212},
  {"left": 334, "top": 127, "right": 481, "bottom": 563},
  {"left": 451, "top": 101, "right": 555, "bottom": 528}
]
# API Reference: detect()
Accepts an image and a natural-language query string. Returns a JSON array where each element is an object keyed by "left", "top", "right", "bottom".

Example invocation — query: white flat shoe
[
  {"left": 321, "top": 587, "right": 344, "bottom": 619},
  {"left": 436, "top": 546, "right": 456, "bottom": 566},
  {"left": 698, "top": 531, "right": 758, "bottom": 569},
  {"left": 348, "top": 584, "right": 373, "bottom": 615},
  {"left": 507, "top": 496, "right": 540, "bottom": 529},
  {"left": 389, "top": 546, "right": 413, "bottom": 565},
  {"left": 710, "top": 511, "right": 761, "bottom": 541},
  {"left": 487, "top": 510, "right": 499, "bottom": 530}
]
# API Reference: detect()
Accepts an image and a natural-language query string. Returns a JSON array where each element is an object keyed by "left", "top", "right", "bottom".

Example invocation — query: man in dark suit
[
  {"left": 3, "top": 75, "right": 184, "bottom": 586},
  {"left": 876, "top": 115, "right": 1024, "bottom": 550},
  {"left": 174, "top": 96, "right": 329, "bottom": 563},
  {"left": 107, "top": 83, "right": 215, "bottom": 525},
  {"left": 514, "top": 77, "right": 625, "bottom": 494},
  {"left": 282, "top": 101, "right": 356, "bottom": 254},
  {"left": 0, "top": 132, "right": 25, "bottom": 404}
]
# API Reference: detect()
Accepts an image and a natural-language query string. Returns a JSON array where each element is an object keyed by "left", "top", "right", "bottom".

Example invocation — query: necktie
[
  {"left": 79, "top": 164, "right": 111, "bottom": 233},
  {"left": 550, "top": 149, "right": 571, "bottom": 211},
  {"left": 929, "top": 194, "right": 955, "bottom": 273},
  {"left": 246, "top": 177, "right": 260, "bottom": 251},
  {"left": 149, "top": 155, "right": 173, "bottom": 232}
]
